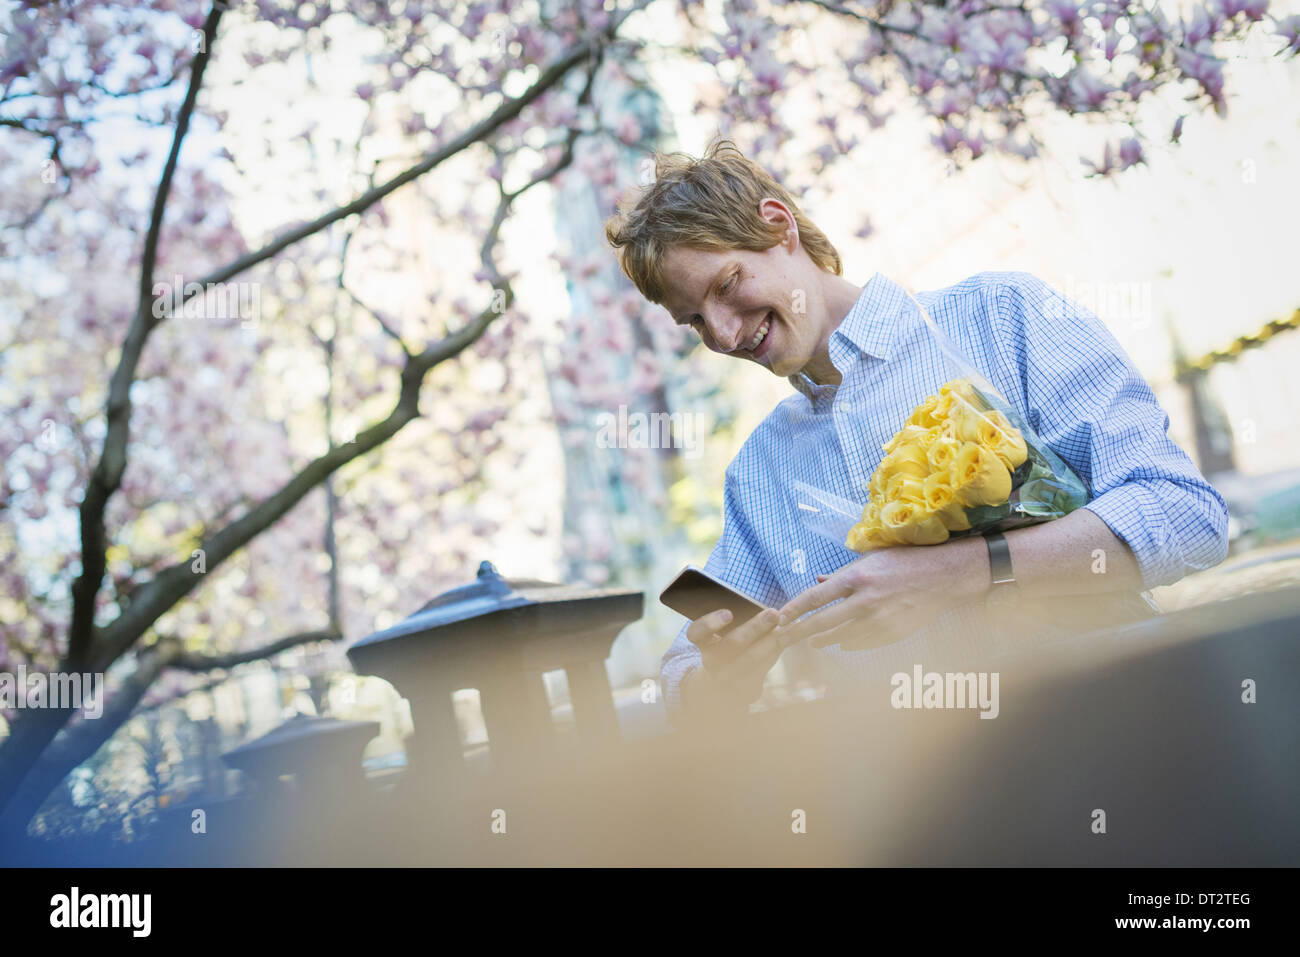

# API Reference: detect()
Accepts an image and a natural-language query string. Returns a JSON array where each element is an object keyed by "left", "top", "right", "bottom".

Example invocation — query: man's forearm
[{"left": 955, "top": 507, "right": 1145, "bottom": 600}]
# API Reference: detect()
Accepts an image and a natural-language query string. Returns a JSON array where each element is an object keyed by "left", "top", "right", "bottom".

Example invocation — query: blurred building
[{"left": 547, "top": 53, "right": 740, "bottom": 688}]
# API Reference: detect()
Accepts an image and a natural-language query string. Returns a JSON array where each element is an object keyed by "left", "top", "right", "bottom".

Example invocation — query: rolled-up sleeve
[
  {"left": 991, "top": 273, "right": 1230, "bottom": 590},
  {"left": 661, "top": 459, "right": 783, "bottom": 725}
]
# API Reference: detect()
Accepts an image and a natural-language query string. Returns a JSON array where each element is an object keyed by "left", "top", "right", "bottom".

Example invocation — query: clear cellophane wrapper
[{"left": 794, "top": 289, "right": 1088, "bottom": 552}]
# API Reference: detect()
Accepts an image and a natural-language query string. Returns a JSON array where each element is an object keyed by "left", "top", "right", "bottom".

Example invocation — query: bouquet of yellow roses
[
  {"left": 845, "top": 374, "right": 1087, "bottom": 550},
  {"left": 791, "top": 286, "right": 1088, "bottom": 552}
]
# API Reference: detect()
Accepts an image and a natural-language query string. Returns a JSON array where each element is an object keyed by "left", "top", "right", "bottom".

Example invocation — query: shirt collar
[{"left": 787, "top": 271, "right": 904, "bottom": 399}]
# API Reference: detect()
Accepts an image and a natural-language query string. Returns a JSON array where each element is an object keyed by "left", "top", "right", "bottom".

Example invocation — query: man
[{"left": 603, "top": 139, "right": 1230, "bottom": 725}]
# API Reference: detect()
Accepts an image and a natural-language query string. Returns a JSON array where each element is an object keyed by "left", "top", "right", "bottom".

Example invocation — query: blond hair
[{"left": 603, "top": 138, "right": 843, "bottom": 305}]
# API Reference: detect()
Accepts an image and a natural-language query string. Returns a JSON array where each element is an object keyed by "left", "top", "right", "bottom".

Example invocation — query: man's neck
[{"left": 802, "top": 272, "right": 866, "bottom": 386}]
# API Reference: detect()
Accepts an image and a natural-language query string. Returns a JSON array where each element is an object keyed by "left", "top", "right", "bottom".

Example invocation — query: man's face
[{"left": 659, "top": 238, "right": 827, "bottom": 380}]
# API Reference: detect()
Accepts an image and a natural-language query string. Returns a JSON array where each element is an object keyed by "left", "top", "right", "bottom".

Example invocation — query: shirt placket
[{"left": 829, "top": 338, "right": 869, "bottom": 499}]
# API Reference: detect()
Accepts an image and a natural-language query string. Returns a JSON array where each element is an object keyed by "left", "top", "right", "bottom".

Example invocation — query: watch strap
[{"left": 986, "top": 532, "right": 1015, "bottom": 585}]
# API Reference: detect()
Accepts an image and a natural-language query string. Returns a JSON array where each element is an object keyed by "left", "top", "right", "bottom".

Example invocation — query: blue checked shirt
[{"left": 661, "top": 270, "right": 1230, "bottom": 716}]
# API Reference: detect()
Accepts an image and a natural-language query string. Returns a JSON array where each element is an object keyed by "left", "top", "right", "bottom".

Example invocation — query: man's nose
[{"left": 704, "top": 309, "right": 744, "bottom": 352}]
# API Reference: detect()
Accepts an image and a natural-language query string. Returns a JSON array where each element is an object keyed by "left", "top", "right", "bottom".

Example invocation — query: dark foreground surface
[{"left": 3, "top": 584, "right": 1298, "bottom": 867}]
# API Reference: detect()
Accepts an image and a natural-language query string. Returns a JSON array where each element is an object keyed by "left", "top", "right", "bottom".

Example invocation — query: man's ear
[{"left": 758, "top": 197, "right": 799, "bottom": 251}]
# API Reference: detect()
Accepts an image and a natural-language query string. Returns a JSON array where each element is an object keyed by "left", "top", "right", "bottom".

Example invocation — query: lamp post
[{"left": 347, "top": 561, "right": 642, "bottom": 787}]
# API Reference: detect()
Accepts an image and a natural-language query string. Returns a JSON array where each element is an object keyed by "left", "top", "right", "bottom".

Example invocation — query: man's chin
[{"left": 766, "top": 355, "right": 798, "bottom": 378}]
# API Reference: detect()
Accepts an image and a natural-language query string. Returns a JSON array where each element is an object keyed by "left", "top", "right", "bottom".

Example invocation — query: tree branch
[
  {"left": 67, "top": 5, "right": 225, "bottom": 668},
  {"left": 0, "top": 625, "right": 336, "bottom": 833},
  {"left": 67, "top": 7, "right": 632, "bottom": 674},
  {"left": 167, "top": 628, "right": 338, "bottom": 672},
  {"left": 89, "top": 129, "right": 580, "bottom": 673},
  {"left": 338, "top": 228, "right": 412, "bottom": 355},
  {"left": 178, "top": 26, "right": 619, "bottom": 305}
]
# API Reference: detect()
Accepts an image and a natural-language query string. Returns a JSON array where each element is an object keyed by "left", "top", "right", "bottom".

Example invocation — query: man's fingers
[
  {"left": 721, "top": 607, "right": 781, "bottom": 653},
  {"left": 716, "top": 625, "right": 787, "bottom": 694},
  {"left": 686, "top": 608, "right": 735, "bottom": 648},
  {"left": 729, "top": 627, "right": 781, "bottom": 673},
  {"left": 778, "top": 576, "right": 852, "bottom": 624},
  {"left": 809, "top": 602, "right": 907, "bottom": 649},
  {"left": 692, "top": 607, "right": 780, "bottom": 676},
  {"left": 792, "top": 598, "right": 867, "bottom": 647},
  {"left": 699, "top": 643, "right": 725, "bottom": 674},
  {"left": 776, "top": 623, "right": 807, "bottom": 651}
]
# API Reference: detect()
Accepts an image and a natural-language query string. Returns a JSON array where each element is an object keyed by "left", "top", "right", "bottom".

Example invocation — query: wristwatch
[{"left": 984, "top": 532, "right": 1019, "bottom": 607}]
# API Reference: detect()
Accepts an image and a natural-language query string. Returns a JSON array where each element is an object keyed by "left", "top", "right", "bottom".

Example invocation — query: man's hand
[
  {"left": 681, "top": 606, "right": 795, "bottom": 715},
  {"left": 776, "top": 537, "right": 989, "bottom": 651}
]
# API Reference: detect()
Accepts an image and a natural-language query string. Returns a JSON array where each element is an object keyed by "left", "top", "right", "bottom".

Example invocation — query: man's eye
[{"left": 721, "top": 272, "right": 739, "bottom": 294}]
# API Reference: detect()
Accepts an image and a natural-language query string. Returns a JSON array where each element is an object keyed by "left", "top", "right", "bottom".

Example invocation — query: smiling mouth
[{"left": 745, "top": 312, "right": 774, "bottom": 353}]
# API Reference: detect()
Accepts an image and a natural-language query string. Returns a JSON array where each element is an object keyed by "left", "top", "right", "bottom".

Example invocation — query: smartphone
[{"left": 659, "top": 565, "right": 768, "bottom": 626}]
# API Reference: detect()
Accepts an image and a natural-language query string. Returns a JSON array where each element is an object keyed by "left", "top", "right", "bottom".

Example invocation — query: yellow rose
[
  {"left": 917, "top": 425, "right": 945, "bottom": 451},
  {"left": 879, "top": 500, "right": 950, "bottom": 545},
  {"left": 947, "top": 397, "right": 989, "bottom": 443},
  {"left": 976, "top": 409, "right": 1028, "bottom": 470},
  {"left": 882, "top": 424, "right": 930, "bottom": 455},
  {"left": 886, "top": 440, "right": 931, "bottom": 478},
  {"left": 885, "top": 474, "right": 928, "bottom": 506},
  {"left": 858, "top": 525, "right": 895, "bottom": 551},
  {"left": 921, "top": 472, "right": 973, "bottom": 530},
  {"left": 950, "top": 442, "right": 1012, "bottom": 507},
  {"left": 846, "top": 503, "right": 893, "bottom": 551},
  {"left": 929, "top": 390, "right": 958, "bottom": 421},
  {"left": 925, "top": 434, "right": 961, "bottom": 472},
  {"left": 936, "top": 500, "right": 972, "bottom": 531},
  {"left": 905, "top": 395, "right": 941, "bottom": 429},
  {"left": 869, "top": 525, "right": 896, "bottom": 548},
  {"left": 922, "top": 471, "right": 955, "bottom": 512},
  {"left": 940, "top": 377, "right": 980, "bottom": 405},
  {"left": 846, "top": 523, "right": 873, "bottom": 551},
  {"left": 870, "top": 441, "right": 930, "bottom": 499}
]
